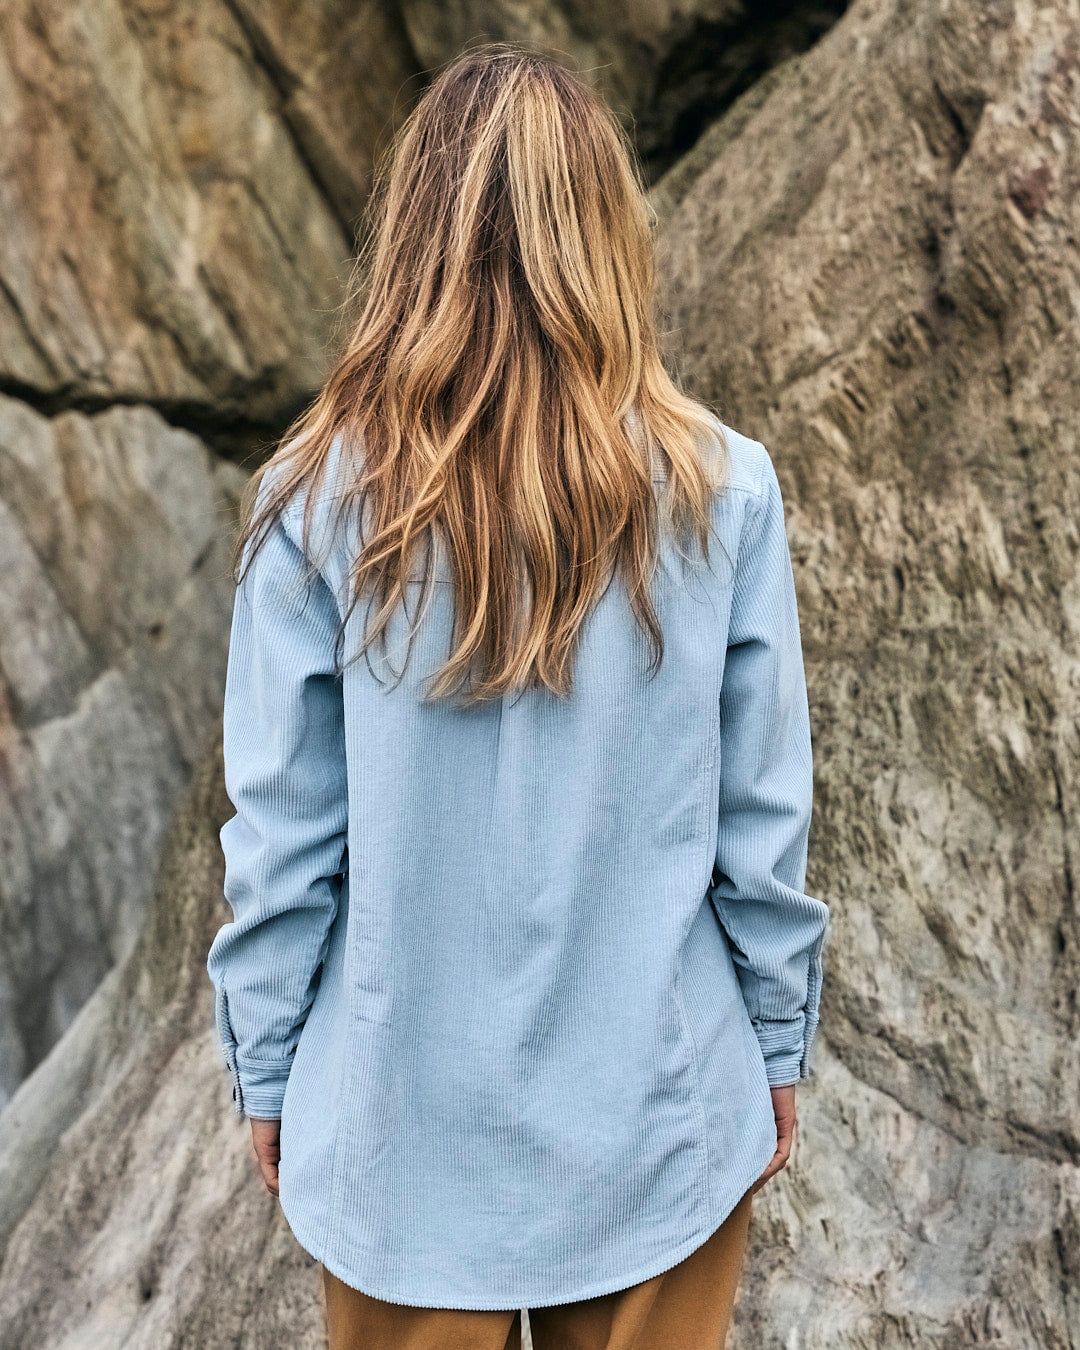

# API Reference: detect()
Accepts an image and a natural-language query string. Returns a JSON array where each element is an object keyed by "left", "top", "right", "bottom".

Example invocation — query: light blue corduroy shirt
[{"left": 206, "top": 417, "right": 830, "bottom": 1310}]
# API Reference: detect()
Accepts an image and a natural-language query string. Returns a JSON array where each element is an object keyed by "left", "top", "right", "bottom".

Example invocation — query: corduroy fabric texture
[{"left": 206, "top": 418, "right": 830, "bottom": 1310}]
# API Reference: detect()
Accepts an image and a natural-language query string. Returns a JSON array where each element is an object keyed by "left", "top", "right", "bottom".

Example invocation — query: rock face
[
  {"left": 0, "top": 0, "right": 397, "bottom": 421},
  {"left": 1, "top": 0, "right": 1079, "bottom": 1345},
  {"left": 0, "top": 741, "right": 331, "bottom": 1348},
  {"left": 0, "top": 0, "right": 419, "bottom": 1095},
  {"left": 654, "top": 0, "right": 1080, "bottom": 1340},
  {"left": 0, "top": 397, "right": 244, "bottom": 1102}
]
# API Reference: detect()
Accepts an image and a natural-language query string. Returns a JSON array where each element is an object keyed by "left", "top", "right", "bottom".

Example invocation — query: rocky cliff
[{"left": 0, "top": 0, "right": 1076, "bottom": 1345}]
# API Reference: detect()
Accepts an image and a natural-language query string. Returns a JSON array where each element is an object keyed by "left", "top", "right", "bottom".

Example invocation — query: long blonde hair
[{"left": 235, "top": 42, "right": 730, "bottom": 705}]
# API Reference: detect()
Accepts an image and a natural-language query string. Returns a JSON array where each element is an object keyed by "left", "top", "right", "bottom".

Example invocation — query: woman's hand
[
  {"left": 249, "top": 1117, "right": 282, "bottom": 1196},
  {"left": 752, "top": 1084, "right": 797, "bottom": 1193}
]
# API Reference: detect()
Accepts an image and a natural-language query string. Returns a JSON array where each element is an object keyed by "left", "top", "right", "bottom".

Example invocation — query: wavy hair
[{"left": 234, "top": 41, "right": 730, "bottom": 705}]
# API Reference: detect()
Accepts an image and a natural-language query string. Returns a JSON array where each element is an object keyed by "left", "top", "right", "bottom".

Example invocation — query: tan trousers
[{"left": 321, "top": 1185, "right": 754, "bottom": 1350}]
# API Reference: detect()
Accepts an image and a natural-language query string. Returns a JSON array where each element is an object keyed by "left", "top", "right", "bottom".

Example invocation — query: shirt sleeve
[
  {"left": 709, "top": 445, "right": 831, "bottom": 1088},
  {"left": 206, "top": 484, "right": 349, "bottom": 1119}
]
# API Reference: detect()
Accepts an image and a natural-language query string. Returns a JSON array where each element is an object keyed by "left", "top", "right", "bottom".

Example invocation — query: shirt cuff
[
  {"left": 750, "top": 1010, "right": 820, "bottom": 1086},
  {"left": 215, "top": 984, "right": 292, "bottom": 1117},
  {"left": 231, "top": 1055, "right": 292, "bottom": 1118}
]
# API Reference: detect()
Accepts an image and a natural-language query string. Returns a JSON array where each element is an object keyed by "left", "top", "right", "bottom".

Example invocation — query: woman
[{"left": 207, "top": 41, "right": 830, "bottom": 1350}]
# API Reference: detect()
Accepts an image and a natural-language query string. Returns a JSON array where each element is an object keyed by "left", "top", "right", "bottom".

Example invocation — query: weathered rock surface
[
  {"left": 654, "top": 0, "right": 1080, "bottom": 1341},
  {"left": 0, "top": 398, "right": 245, "bottom": 1103},
  {"left": 0, "top": 0, "right": 383, "bottom": 425},
  {"left": 1, "top": 0, "right": 1078, "bottom": 1344},
  {"left": 0, "top": 0, "right": 420, "bottom": 1094},
  {"left": 0, "top": 741, "right": 331, "bottom": 1348}
]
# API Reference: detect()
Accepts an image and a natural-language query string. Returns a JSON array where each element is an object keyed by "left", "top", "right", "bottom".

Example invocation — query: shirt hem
[{"left": 278, "top": 1130, "right": 777, "bottom": 1312}]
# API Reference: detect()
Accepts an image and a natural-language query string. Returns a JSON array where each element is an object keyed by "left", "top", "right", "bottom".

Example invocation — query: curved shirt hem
[{"left": 278, "top": 1130, "right": 777, "bottom": 1313}]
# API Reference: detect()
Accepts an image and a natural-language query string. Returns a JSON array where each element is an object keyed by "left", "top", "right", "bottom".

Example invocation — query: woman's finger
[
  {"left": 752, "top": 1089, "right": 798, "bottom": 1192},
  {"left": 249, "top": 1118, "right": 281, "bottom": 1196}
]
